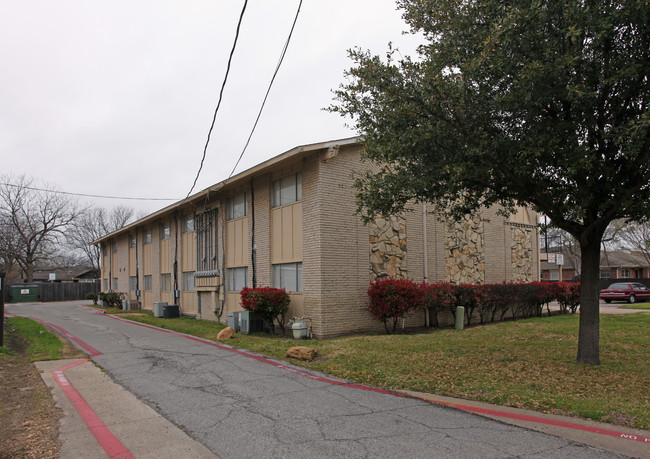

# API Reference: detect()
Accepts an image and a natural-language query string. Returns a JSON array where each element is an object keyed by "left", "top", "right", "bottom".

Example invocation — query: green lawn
[
  {"left": 119, "top": 311, "right": 650, "bottom": 430},
  {"left": 619, "top": 303, "right": 650, "bottom": 310},
  {"left": 1, "top": 317, "right": 65, "bottom": 361}
]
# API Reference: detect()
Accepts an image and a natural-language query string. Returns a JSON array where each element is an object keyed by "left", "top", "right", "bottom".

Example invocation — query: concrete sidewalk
[
  {"left": 36, "top": 359, "right": 217, "bottom": 459},
  {"left": 36, "top": 357, "right": 649, "bottom": 459}
]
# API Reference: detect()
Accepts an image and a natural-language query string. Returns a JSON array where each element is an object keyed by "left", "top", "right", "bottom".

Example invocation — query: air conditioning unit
[
  {"left": 153, "top": 301, "right": 167, "bottom": 318},
  {"left": 239, "top": 310, "right": 263, "bottom": 334},
  {"left": 227, "top": 311, "right": 241, "bottom": 331}
]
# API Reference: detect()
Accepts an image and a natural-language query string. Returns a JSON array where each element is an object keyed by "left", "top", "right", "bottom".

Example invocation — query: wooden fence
[{"left": 5, "top": 281, "right": 100, "bottom": 303}]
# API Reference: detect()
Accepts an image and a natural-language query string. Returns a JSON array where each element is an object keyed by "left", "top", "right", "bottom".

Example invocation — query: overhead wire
[
  {"left": 186, "top": 0, "right": 249, "bottom": 199},
  {"left": 221, "top": 0, "right": 304, "bottom": 186},
  {"left": 0, "top": 182, "right": 179, "bottom": 201}
]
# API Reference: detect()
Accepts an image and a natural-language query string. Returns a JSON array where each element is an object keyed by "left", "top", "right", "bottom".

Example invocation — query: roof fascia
[{"left": 91, "top": 136, "right": 359, "bottom": 245}]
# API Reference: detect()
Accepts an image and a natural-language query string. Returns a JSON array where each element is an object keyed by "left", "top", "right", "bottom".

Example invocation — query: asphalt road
[{"left": 7, "top": 301, "right": 625, "bottom": 459}]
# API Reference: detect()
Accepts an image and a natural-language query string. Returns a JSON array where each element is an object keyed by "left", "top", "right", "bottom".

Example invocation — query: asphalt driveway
[{"left": 7, "top": 301, "right": 626, "bottom": 458}]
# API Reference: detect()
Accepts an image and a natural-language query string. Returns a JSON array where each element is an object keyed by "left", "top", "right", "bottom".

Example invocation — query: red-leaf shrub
[
  {"left": 240, "top": 287, "right": 291, "bottom": 335},
  {"left": 367, "top": 278, "right": 425, "bottom": 333},
  {"left": 556, "top": 282, "right": 581, "bottom": 313},
  {"left": 422, "top": 282, "right": 456, "bottom": 327}
]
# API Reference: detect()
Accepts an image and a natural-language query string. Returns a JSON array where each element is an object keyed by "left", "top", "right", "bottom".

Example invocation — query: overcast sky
[{"left": 0, "top": 1, "right": 422, "bottom": 215}]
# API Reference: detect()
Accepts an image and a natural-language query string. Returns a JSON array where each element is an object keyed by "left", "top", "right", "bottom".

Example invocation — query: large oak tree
[{"left": 332, "top": 0, "right": 649, "bottom": 364}]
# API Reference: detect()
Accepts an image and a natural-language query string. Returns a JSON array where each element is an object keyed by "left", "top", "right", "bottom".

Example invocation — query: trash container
[
  {"left": 10, "top": 285, "right": 39, "bottom": 303},
  {"left": 163, "top": 304, "right": 180, "bottom": 318}
]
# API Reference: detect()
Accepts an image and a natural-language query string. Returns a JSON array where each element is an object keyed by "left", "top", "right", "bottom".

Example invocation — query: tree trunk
[{"left": 576, "top": 239, "right": 601, "bottom": 365}]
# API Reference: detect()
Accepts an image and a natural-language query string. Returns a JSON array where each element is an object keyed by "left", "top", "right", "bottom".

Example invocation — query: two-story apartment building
[{"left": 94, "top": 137, "right": 539, "bottom": 337}]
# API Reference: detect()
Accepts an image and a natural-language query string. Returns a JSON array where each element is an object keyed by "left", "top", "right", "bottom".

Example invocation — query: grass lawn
[
  {"left": 2, "top": 317, "right": 66, "bottom": 361},
  {"left": 619, "top": 303, "right": 650, "bottom": 310},
  {"left": 114, "top": 310, "right": 650, "bottom": 430}
]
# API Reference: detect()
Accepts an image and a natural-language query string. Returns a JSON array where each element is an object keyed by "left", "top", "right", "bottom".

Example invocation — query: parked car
[{"left": 599, "top": 282, "right": 650, "bottom": 304}]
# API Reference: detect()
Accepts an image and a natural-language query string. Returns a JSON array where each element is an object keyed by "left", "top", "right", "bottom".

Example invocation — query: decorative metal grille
[{"left": 195, "top": 208, "right": 219, "bottom": 276}]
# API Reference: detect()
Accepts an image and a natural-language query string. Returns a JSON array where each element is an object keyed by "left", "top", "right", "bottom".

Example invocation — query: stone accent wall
[
  {"left": 445, "top": 215, "right": 485, "bottom": 284},
  {"left": 369, "top": 215, "right": 408, "bottom": 280},
  {"left": 510, "top": 224, "right": 534, "bottom": 282}
]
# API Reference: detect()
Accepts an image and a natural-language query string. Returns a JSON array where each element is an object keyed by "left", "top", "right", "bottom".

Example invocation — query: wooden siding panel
[
  {"left": 271, "top": 202, "right": 302, "bottom": 263},
  {"left": 181, "top": 232, "right": 196, "bottom": 271},
  {"left": 159, "top": 239, "right": 171, "bottom": 273},
  {"left": 226, "top": 217, "right": 248, "bottom": 267}
]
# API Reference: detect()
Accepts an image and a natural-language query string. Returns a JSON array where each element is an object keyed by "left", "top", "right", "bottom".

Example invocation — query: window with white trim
[
  {"left": 182, "top": 271, "right": 195, "bottom": 291},
  {"left": 160, "top": 273, "right": 171, "bottom": 291},
  {"left": 160, "top": 222, "right": 170, "bottom": 240},
  {"left": 227, "top": 267, "right": 248, "bottom": 292},
  {"left": 272, "top": 172, "right": 302, "bottom": 207},
  {"left": 227, "top": 193, "right": 247, "bottom": 220},
  {"left": 272, "top": 262, "right": 302, "bottom": 292},
  {"left": 182, "top": 214, "right": 194, "bottom": 233},
  {"left": 621, "top": 269, "right": 630, "bottom": 279}
]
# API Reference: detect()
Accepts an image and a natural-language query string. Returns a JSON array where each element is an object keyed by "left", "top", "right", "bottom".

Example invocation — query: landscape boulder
[
  {"left": 217, "top": 326, "right": 235, "bottom": 340},
  {"left": 286, "top": 346, "right": 317, "bottom": 361}
]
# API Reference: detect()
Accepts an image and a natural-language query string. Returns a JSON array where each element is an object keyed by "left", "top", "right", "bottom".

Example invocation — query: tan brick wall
[{"left": 101, "top": 141, "right": 538, "bottom": 336}]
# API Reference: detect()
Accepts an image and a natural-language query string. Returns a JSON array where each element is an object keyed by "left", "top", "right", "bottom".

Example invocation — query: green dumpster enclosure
[{"left": 11, "top": 285, "right": 39, "bottom": 303}]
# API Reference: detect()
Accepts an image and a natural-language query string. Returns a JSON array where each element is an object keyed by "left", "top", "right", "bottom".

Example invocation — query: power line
[
  {"left": 223, "top": 0, "right": 303, "bottom": 184},
  {"left": 186, "top": 0, "right": 249, "bottom": 199},
  {"left": 0, "top": 182, "right": 179, "bottom": 201}
]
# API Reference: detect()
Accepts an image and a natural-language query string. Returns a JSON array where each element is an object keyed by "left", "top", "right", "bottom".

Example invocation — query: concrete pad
[{"left": 36, "top": 359, "right": 218, "bottom": 459}]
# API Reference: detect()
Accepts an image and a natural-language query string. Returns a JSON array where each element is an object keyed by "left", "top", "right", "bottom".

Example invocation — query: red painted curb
[
  {"left": 4, "top": 312, "right": 134, "bottom": 458},
  {"left": 104, "top": 313, "right": 650, "bottom": 446},
  {"left": 52, "top": 359, "right": 135, "bottom": 459}
]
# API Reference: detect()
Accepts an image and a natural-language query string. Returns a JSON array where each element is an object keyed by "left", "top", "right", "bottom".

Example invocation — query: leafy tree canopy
[{"left": 332, "top": 0, "right": 649, "bottom": 364}]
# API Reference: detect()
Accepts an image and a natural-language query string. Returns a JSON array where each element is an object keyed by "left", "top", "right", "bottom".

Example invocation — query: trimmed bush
[
  {"left": 240, "top": 287, "right": 291, "bottom": 335},
  {"left": 557, "top": 282, "right": 581, "bottom": 314},
  {"left": 98, "top": 291, "right": 125, "bottom": 309},
  {"left": 85, "top": 292, "right": 99, "bottom": 305},
  {"left": 367, "top": 278, "right": 425, "bottom": 334},
  {"left": 422, "top": 282, "right": 456, "bottom": 327}
]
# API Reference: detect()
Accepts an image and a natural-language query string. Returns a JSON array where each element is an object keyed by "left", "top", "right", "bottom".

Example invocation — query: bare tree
[
  {"left": 0, "top": 175, "right": 84, "bottom": 282},
  {"left": 66, "top": 206, "right": 135, "bottom": 270},
  {"left": 617, "top": 221, "right": 650, "bottom": 265}
]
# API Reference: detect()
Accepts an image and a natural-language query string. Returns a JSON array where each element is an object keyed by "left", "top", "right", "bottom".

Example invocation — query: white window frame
[
  {"left": 272, "top": 172, "right": 302, "bottom": 207},
  {"left": 160, "top": 222, "right": 171, "bottom": 240},
  {"left": 182, "top": 271, "right": 195, "bottom": 291},
  {"left": 272, "top": 262, "right": 302, "bottom": 292},
  {"left": 182, "top": 214, "right": 194, "bottom": 233},
  {"left": 227, "top": 193, "right": 247, "bottom": 220},
  {"left": 226, "top": 267, "right": 248, "bottom": 292},
  {"left": 160, "top": 273, "right": 171, "bottom": 291}
]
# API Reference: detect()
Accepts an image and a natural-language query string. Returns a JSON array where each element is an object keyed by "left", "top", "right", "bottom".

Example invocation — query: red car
[{"left": 599, "top": 282, "right": 650, "bottom": 304}]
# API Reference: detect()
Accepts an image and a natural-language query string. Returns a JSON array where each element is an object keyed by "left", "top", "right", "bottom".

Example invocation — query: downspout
[
  {"left": 135, "top": 228, "right": 140, "bottom": 304},
  {"left": 423, "top": 203, "right": 430, "bottom": 327},
  {"left": 109, "top": 241, "right": 113, "bottom": 292},
  {"left": 173, "top": 212, "right": 179, "bottom": 310},
  {"left": 251, "top": 178, "right": 257, "bottom": 288}
]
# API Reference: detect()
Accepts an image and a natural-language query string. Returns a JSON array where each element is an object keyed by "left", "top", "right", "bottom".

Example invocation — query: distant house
[
  {"left": 540, "top": 250, "right": 650, "bottom": 282},
  {"left": 93, "top": 137, "right": 539, "bottom": 338},
  {"left": 28, "top": 267, "right": 99, "bottom": 283}
]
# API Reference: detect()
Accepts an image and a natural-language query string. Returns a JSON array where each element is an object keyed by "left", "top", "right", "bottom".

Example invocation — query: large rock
[
  {"left": 286, "top": 346, "right": 317, "bottom": 361},
  {"left": 217, "top": 327, "right": 235, "bottom": 340}
]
